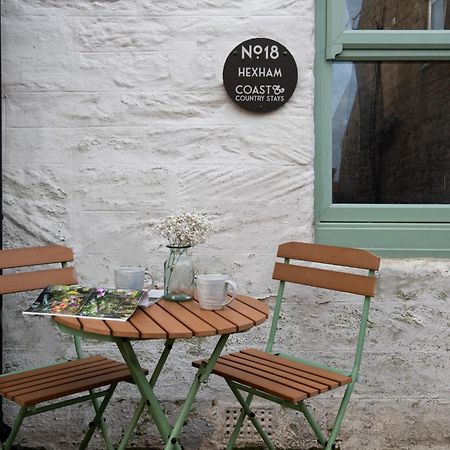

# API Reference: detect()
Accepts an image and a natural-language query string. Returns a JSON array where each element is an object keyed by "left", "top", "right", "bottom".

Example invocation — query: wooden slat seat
[
  {"left": 193, "top": 348, "right": 352, "bottom": 403},
  {"left": 0, "top": 355, "right": 140, "bottom": 406}
]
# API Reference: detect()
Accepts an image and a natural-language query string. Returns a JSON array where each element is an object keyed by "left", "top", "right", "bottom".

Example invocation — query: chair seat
[
  {"left": 0, "top": 355, "right": 136, "bottom": 406},
  {"left": 193, "top": 348, "right": 352, "bottom": 403}
]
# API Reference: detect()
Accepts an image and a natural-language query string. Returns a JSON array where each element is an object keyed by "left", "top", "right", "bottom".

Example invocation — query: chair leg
[
  {"left": 297, "top": 402, "right": 327, "bottom": 447},
  {"left": 226, "top": 394, "right": 250, "bottom": 450},
  {"left": 324, "top": 383, "right": 355, "bottom": 450},
  {"left": 79, "top": 383, "right": 117, "bottom": 450},
  {"left": 86, "top": 388, "right": 115, "bottom": 450},
  {"left": 0, "top": 406, "right": 27, "bottom": 450},
  {"left": 226, "top": 381, "right": 276, "bottom": 450}
]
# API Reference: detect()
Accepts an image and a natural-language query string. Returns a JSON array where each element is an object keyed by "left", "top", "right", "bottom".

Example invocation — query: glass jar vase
[{"left": 163, "top": 245, "right": 194, "bottom": 301}]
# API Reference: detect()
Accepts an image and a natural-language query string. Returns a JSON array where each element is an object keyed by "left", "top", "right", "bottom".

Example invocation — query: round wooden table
[{"left": 55, "top": 294, "right": 269, "bottom": 450}]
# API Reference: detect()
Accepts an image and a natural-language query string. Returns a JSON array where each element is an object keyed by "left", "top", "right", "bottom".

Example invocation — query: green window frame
[{"left": 314, "top": 0, "right": 450, "bottom": 257}]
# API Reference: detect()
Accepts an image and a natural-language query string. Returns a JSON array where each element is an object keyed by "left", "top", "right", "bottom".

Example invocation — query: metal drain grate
[{"left": 224, "top": 407, "right": 274, "bottom": 442}]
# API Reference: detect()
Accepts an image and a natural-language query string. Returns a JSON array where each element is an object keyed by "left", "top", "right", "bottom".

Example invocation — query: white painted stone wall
[{"left": 1, "top": 1, "right": 449, "bottom": 449}]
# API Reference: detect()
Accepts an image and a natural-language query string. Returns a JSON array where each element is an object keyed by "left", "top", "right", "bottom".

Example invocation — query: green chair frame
[
  {"left": 203, "top": 241, "right": 380, "bottom": 450},
  {"left": 0, "top": 245, "right": 132, "bottom": 450}
]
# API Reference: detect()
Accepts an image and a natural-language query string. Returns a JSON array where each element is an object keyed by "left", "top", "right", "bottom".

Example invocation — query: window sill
[{"left": 315, "top": 222, "right": 450, "bottom": 258}]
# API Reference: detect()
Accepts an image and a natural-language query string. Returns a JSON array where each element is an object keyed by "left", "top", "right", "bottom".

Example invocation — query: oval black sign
[{"left": 223, "top": 38, "right": 298, "bottom": 113}]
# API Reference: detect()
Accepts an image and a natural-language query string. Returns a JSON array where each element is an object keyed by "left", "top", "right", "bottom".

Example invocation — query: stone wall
[{"left": 1, "top": 1, "right": 449, "bottom": 449}]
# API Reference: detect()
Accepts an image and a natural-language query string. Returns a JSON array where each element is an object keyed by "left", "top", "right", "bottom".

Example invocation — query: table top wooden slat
[
  {"left": 180, "top": 300, "right": 238, "bottom": 334},
  {"left": 129, "top": 308, "right": 167, "bottom": 339},
  {"left": 213, "top": 302, "right": 256, "bottom": 332},
  {"left": 106, "top": 319, "right": 140, "bottom": 339},
  {"left": 144, "top": 304, "right": 193, "bottom": 339},
  {"left": 54, "top": 316, "right": 81, "bottom": 330},
  {"left": 234, "top": 294, "right": 269, "bottom": 315},
  {"left": 158, "top": 300, "right": 217, "bottom": 337},
  {"left": 228, "top": 297, "right": 268, "bottom": 325},
  {"left": 78, "top": 318, "right": 112, "bottom": 336},
  {"left": 56, "top": 294, "right": 269, "bottom": 340}
]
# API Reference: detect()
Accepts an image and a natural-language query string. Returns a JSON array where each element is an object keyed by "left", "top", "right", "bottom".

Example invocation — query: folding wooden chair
[
  {"left": 193, "top": 241, "right": 380, "bottom": 449},
  {"left": 0, "top": 245, "right": 137, "bottom": 450}
]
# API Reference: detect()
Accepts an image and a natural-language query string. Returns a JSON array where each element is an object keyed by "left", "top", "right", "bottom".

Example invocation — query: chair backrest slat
[
  {"left": 267, "top": 241, "right": 380, "bottom": 372},
  {"left": 0, "top": 267, "right": 78, "bottom": 295},
  {"left": 277, "top": 242, "right": 380, "bottom": 271},
  {"left": 272, "top": 262, "right": 376, "bottom": 297},
  {"left": 0, "top": 245, "right": 74, "bottom": 270}
]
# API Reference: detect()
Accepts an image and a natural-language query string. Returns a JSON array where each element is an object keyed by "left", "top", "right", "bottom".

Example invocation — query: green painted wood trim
[
  {"left": 315, "top": 223, "right": 450, "bottom": 257},
  {"left": 326, "top": 0, "right": 450, "bottom": 58},
  {"left": 316, "top": 1, "right": 450, "bottom": 257},
  {"left": 337, "top": 30, "right": 450, "bottom": 49},
  {"left": 336, "top": 49, "right": 450, "bottom": 60},
  {"left": 320, "top": 204, "right": 450, "bottom": 222},
  {"left": 315, "top": 0, "right": 333, "bottom": 221},
  {"left": 326, "top": 0, "right": 344, "bottom": 59}
]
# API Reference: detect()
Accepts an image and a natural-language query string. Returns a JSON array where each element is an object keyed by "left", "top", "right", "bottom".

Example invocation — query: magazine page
[
  {"left": 23, "top": 285, "right": 92, "bottom": 317},
  {"left": 23, "top": 285, "right": 149, "bottom": 321},
  {"left": 75, "top": 288, "right": 146, "bottom": 321}
]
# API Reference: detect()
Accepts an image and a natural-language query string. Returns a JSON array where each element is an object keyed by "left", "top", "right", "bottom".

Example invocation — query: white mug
[
  {"left": 114, "top": 267, "right": 145, "bottom": 291},
  {"left": 196, "top": 274, "right": 237, "bottom": 310}
]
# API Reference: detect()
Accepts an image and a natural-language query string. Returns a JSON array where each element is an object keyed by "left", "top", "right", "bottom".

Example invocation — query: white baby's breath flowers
[{"left": 157, "top": 212, "right": 213, "bottom": 247}]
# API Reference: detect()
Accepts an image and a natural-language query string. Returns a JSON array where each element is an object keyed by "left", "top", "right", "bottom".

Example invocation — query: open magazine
[{"left": 23, "top": 285, "right": 151, "bottom": 321}]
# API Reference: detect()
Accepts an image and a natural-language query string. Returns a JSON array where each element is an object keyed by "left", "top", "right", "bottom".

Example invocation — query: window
[
  {"left": 315, "top": 0, "right": 450, "bottom": 257},
  {"left": 332, "top": 61, "right": 449, "bottom": 205}
]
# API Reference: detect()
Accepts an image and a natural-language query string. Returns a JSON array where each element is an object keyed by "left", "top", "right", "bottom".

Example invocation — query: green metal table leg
[
  {"left": 164, "top": 334, "right": 230, "bottom": 450},
  {"left": 117, "top": 339, "right": 175, "bottom": 450},
  {"left": 116, "top": 339, "right": 182, "bottom": 450}
]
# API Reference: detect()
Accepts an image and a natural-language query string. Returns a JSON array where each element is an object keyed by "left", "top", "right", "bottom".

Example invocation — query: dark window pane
[
  {"left": 332, "top": 62, "right": 450, "bottom": 204},
  {"left": 430, "top": 0, "right": 446, "bottom": 29},
  {"left": 345, "top": 0, "right": 449, "bottom": 30}
]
